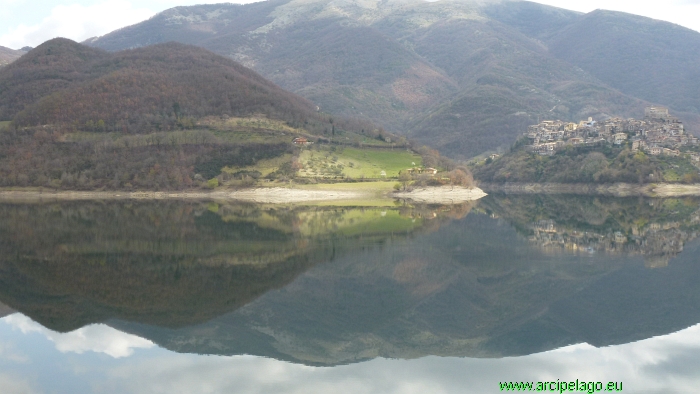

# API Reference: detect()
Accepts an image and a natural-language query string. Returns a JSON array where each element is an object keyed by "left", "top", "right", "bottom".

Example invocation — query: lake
[{"left": 1, "top": 195, "right": 700, "bottom": 393}]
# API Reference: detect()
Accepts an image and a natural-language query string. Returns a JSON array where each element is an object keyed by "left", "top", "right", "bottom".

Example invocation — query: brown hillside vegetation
[
  {"left": 0, "top": 38, "right": 336, "bottom": 134},
  {"left": 0, "top": 40, "right": 111, "bottom": 121},
  {"left": 0, "top": 38, "right": 384, "bottom": 190}
]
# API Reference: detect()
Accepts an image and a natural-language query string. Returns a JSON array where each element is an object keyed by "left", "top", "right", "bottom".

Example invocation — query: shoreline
[
  {"left": 0, "top": 185, "right": 488, "bottom": 204},
  {"left": 8, "top": 182, "right": 700, "bottom": 202},
  {"left": 0, "top": 188, "right": 372, "bottom": 204},
  {"left": 393, "top": 186, "right": 488, "bottom": 203},
  {"left": 479, "top": 182, "right": 700, "bottom": 197}
]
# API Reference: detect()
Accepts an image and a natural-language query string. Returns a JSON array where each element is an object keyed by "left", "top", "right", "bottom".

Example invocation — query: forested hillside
[
  {"left": 0, "top": 38, "right": 331, "bottom": 133},
  {"left": 85, "top": 0, "right": 700, "bottom": 158},
  {"left": 473, "top": 143, "right": 700, "bottom": 184},
  {"left": 0, "top": 38, "right": 391, "bottom": 190}
]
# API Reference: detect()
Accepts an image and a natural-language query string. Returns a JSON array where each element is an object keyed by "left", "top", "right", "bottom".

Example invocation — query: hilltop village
[{"left": 525, "top": 107, "right": 699, "bottom": 159}]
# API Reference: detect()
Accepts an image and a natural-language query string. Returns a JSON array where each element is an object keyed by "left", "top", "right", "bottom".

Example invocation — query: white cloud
[
  {"left": 5, "top": 314, "right": 154, "bottom": 358},
  {"left": 0, "top": 1, "right": 155, "bottom": 48}
]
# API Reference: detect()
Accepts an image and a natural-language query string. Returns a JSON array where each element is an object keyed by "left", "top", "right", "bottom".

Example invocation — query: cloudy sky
[{"left": 1, "top": 0, "right": 700, "bottom": 49}]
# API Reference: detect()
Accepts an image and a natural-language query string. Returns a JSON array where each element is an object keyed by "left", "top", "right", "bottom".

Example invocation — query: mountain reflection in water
[{"left": 1, "top": 196, "right": 700, "bottom": 367}]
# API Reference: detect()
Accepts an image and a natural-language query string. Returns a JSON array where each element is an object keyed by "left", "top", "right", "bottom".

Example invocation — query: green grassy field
[
  {"left": 0, "top": 121, "right": 10, "bottom": 131},
  {"left": 298, "top": 147, "right": 421, "bottom": 179}
]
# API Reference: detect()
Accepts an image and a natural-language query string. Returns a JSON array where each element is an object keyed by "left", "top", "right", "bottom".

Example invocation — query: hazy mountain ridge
[
  {"left": 0, "top": 45, "right": 25, "bottom": 67},
  {"left": 482, "top": 1, "right": 582, "bottom": 41},
  {"left": 549, "top": 10, "right": 700, "bottom": 115},
  {"left": 84, "top": 0, "right": 700, "bottom": 158},
  {"left": 401, "top": 16, "right": 651, "bottom": 155}
]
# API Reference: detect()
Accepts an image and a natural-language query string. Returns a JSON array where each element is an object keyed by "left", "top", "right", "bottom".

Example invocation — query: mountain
[
  {"left": 548, "top": 10, "right": 700, "bottom": 118},
  {"left": 0, "top": 38, "right": 389, "bottom": 190},
  {"left": 0, "top": 38, "right": 323, "bottom": 132},
  {"left": 0, "top": 39, "right": 111, "bottom": 123},
  {"left": 0, "top": 45, "right": 25, "bottom": 67},
  {"left": 84, "top": 0, "right": 700, "bottom": 158}
]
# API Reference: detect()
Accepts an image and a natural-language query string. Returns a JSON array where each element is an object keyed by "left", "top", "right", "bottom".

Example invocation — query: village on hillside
[{"left": 524, "top": 107, "right": 700, "bottom": 162}]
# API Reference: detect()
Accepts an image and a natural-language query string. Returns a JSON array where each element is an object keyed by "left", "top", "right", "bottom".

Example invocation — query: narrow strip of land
[
  {"left": 0, "top": 186, "right": 487, "bottom": 204},
  {"left": 480, "top": 183, "right": 700, "bottom": 197},
  {"left": 393, "top": 186, "right": 488, "bottom": 203}
]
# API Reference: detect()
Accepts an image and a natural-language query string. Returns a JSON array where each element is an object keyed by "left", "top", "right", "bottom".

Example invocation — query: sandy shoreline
[
  {"left": 10, "top": 182, "right": 700, "bottom": 202},
  {"left": 227, "top": 187, "right": 371, "bottom": 203},
  {"left": 393, "top": 186, "right": 488, "bottom": 203},
  {"left": 479, "top": 182, "right": 700, "bottom": 197},
  {"left": 0, "top": 185, "right": 489, "bottom": 204},
  {"left": 0, "top": 187, "right": 372, "bottom": 204}
]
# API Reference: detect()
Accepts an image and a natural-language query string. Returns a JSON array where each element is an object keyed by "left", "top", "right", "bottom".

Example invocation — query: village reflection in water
[{"left": 482, "top": 194, "right": 700, "bottom": 268}]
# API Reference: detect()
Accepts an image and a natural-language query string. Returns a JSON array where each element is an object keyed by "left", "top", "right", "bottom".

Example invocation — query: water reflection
[
  {"left": 0, "top": 201, "right": 471, "bottom": 333},
  {"left": 112, "top": 209, "right": 700, "bottom": 365},
  {"left": 2, "top": 312, "right": 700, "bottom": 394},
  {"left": 4, "top": 314, "right": 153, "bottom": 358},
  {"left": 482, "top": 194, "right": 700, "bottom": 267},
  {"left": 0, "top": 196, "right": 699, "bottom": 371}
]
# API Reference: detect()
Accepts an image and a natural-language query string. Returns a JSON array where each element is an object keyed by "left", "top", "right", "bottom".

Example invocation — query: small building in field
[{"left": 292, "top": 137, "right": 310, "bottom": 145}]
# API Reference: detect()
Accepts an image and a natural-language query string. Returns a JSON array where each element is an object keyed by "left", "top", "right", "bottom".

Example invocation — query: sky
[{"left": 1, "top": 0, "right": 700, "bottom": 49}]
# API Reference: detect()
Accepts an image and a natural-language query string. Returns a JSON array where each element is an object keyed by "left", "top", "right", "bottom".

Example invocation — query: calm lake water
[{"left": 1, "top": 195, "right": 700, "bottom": 393}]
